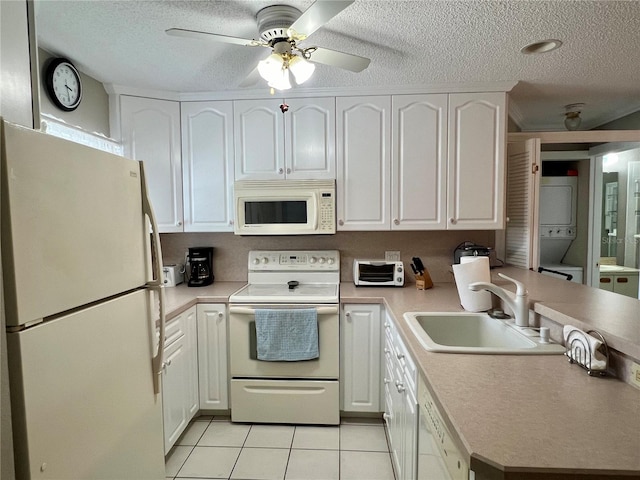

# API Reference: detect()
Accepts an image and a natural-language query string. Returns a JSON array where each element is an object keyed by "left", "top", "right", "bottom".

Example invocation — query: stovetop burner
[{"left": 229, "top": 283, "right": 339, "bottom": 304}]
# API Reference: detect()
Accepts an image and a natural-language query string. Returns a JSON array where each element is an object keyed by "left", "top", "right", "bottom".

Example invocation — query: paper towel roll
[
  {"left": 452, "top": 257, "right": 492, "bottom": 312},
  {"left": 460, "top": 256, "right": 487, "bottom": 264}
]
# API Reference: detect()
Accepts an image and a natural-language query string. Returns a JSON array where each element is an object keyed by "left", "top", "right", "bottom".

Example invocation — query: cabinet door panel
[
  {"left": 120, "top": 96, "right": 183, "bottom": 232},
  {"left": 182, "top": 101, "right": 234, "bottom": 232},
  {"left": 234, "top": 99, "right": 285, "bottom": 180},
  {"left": 285, "top": 97, "right": 335, "bottom": 179},
  {"left": 392, "top": 94, "right": 447, "bottom": 230},
  {"left": 197, "top": 304, "right": 228, "bottom": 410},
  {"left": 448, "top": 92, "right": 506, "bottom": 229},
  {"left": 341, "top": 304, "right": 381, "bottom": 412},
  {"left": 162, "top": 338, "right": 188, "bottom": 453},
  {"left": 185, "top": 307, "right": 199, "bottom": 418},
  {"left": 337, "top": 96, "right": 391, "bottom": 230}
]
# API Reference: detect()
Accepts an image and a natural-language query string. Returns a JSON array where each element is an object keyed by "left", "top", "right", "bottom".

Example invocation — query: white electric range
[{"left": 228, "top": 250, "right": 341, "bottom": 425}]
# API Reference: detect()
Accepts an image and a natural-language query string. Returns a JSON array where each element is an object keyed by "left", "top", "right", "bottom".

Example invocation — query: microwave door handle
[
  {"left": 229, "top": 306, "right": 339, "bottom": 315},
  {"left": 312, "top": 192, "right": 319, "bottom": 229}
]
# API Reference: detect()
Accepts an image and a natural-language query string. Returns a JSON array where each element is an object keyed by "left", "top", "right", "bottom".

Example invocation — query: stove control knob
[
  {"left": 319, "top": 257, "right": 326, "bottom": 264},
  {"left": 261, "top": 257, "right": 269, "bottom": 264},
  {"left": 327, "top": 257, "right": 335, "bottom": 265},
  {"left": 252, "top": 258, "right": 260, "bottom": 265},
  {"left": 309, "top": 257, "right": 317, "bottom": 264}
]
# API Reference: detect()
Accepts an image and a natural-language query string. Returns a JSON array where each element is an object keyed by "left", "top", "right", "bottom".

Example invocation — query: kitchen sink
[{"left": 404, "top": 312, "right": 565, "bottom": 354}]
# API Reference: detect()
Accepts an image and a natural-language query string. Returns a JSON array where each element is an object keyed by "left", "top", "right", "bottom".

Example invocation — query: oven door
[{"left": 228, "top": 304, "right": 339, "bottom": 378}]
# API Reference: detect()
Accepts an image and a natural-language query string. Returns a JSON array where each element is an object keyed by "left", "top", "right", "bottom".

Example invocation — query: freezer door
[
  {"left": 1, "top": 122, "right": 150, "bottom": 327},
  {"left": 7, "top": 289, "right": 165, "bottom": 479}
]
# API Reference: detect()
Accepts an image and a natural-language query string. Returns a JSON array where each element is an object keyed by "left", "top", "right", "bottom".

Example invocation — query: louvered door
[{"left": 505, "top": 139, "right": 540, "bottom": 269}]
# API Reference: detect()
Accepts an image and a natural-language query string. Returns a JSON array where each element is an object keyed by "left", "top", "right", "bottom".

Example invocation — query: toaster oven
[{"left": 353, "top": 260, "right": 404, "bottom": 287}]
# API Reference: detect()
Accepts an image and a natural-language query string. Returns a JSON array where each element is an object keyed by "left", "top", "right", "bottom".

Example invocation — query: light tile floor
[{"left": 165, "top": 416, "right": 396, "bottom": 480}]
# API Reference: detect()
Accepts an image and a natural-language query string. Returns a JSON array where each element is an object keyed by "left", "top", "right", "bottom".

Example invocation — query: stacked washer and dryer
[{"left": 538, "top": 176, "right": 584, "bottom": 283}]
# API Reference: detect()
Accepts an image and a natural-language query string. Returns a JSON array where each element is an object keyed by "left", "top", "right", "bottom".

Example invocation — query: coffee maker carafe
[{"left": 186, "top": 247, "right": 214, "bottom": 287}]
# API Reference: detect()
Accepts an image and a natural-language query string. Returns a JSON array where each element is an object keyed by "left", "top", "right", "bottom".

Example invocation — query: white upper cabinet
[
  {"left": 392, "top": 94, "right": 448, "bottom": 230},
  {"left": 234, "top": 99, "right": 284, "bottom": 180},
  {"left": 285, "top": 97, "right": 335, "bottom": 179},
  {"left": 447, "top": 92, "right": 506, "bottom": 230},
  {"left": 336, "top": 96, "right": 392, "bottom": 230},
  {"left": 120, "top": 96, "right": 183, "bottom": 232},
  {"left": 234, "top": 97, "right": 335, "bottom": 180},
  {"left": 181, "top": 101, "right": 235, "bottom": 232},
  {"left": 338, "top": 92, "right": 505, "bottom": 231}
]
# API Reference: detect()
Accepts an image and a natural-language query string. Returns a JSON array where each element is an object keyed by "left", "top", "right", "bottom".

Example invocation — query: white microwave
[{"left": 234, "top": 179, "right": 336, "bottom": 235}]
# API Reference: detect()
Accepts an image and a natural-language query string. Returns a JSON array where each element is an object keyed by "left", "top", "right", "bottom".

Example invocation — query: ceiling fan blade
[
  {"left": 309, "top": 47, "right": 370, "bottom": 73},
  {"left": 289, "top": 0, "right": 354, "bottom": 38},
  {"left": 165, "top": 28, "right": 265, "bottom": 47}
]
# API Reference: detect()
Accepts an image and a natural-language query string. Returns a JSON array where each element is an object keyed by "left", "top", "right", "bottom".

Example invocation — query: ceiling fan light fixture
[
  {"left": 289, "top": 55, "right": 315, "bottom": 84},
  {"left": 266, "top": 66, "right": 292, "bottom": 91},
  {"left": 258, "top": 53, "right": 285, "bottom": 80}
]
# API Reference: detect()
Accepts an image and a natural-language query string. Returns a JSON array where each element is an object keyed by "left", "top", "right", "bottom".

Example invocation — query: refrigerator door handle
[{"left": 140, "top": 162, "right": 166, "bottom": 395}]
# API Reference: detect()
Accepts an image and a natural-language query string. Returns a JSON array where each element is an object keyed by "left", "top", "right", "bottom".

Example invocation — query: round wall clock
[{"left": 44, "top": 58, "right": 83, "bottom": 111}]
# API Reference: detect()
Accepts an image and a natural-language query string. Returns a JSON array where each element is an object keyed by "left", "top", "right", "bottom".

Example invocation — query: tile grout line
[
  {"left": 227, "top": 423, "right": 253, "bottom": 479},
  {"left": 173, "top": 417, "right": 213, "bottom": 479}
]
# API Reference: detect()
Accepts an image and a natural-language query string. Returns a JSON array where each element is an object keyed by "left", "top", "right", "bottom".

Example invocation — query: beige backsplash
[{"left": 160, "top": 230, "right": 495, "bottom": 283}]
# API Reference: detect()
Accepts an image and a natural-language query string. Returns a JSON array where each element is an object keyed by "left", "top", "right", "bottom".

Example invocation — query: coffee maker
[{"left": 186, "top": 247, "right": 214, "bottom": 287}]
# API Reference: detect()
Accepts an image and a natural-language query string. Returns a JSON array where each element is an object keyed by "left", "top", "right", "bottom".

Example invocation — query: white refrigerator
[{"left": 1, "top": 120, "right": 167, "bottom": 479}]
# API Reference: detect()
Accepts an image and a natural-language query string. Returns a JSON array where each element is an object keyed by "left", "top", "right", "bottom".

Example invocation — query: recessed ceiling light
[{"left": 520, "top": 39, "right": 562, "bottom": 54}]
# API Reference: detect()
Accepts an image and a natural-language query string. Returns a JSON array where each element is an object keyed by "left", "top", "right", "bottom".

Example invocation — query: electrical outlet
[
  {"left": 631, "top": 362, "right": 640, "bottom": 390},
  {"left": 385, "top": 251, "right": 401, "bottom": 261}
]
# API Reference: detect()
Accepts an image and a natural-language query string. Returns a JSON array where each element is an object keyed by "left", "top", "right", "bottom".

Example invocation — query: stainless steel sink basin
[{"left": 404, "top": 312, "right": 565, "bottom": 354}]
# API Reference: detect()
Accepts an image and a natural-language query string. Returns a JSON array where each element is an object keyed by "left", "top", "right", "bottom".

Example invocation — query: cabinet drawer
[{"left": 165, "top": 312, "right": 187, "bottom": 347}]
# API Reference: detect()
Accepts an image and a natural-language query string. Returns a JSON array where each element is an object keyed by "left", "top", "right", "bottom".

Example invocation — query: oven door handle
[{"left": 229, "top": 306, "right": 339, "bottom": 315}]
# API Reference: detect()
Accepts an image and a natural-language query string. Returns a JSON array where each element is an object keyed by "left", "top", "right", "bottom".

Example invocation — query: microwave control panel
[{"left": 319, "top": 191, "right": 336, "bottom": 233}]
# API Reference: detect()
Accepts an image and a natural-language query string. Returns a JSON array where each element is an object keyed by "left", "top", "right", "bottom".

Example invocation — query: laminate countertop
[
  {"left": 341, "top": 267, "right": 640, "bottom": 479},
  {"left": 161, "top": 270, "right": 640, "bottom": 478}
]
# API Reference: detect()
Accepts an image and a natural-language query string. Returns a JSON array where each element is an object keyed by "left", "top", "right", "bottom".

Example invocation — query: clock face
[{"left": 46, "top": 59, "right": 83, "bottom": 111}]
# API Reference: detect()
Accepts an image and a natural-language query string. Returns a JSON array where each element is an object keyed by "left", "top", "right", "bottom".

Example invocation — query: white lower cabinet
[
  {"left": 197, "top": 304, "right": 229, "bottom": 410},
  {"left": 341, "top": 304, "right": 382, "bottom": 412},
  {"left": 383, "top": 312, "right": 418, "bottom": 480},
  {"left": 162, "top": 306, "right": 198, "bottom": 454}
]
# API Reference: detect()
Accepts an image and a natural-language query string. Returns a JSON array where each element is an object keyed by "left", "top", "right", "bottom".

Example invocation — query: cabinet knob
[
  {"left": 397, "top": 353, "right": 405, "bottom": 360},
  {"left": 393, "top": 219, "right": 399, "bottom": 225},
  {"left": 279, "top": 168, "right": 284, "bottom": 174},
  {"left": 177, "top": 221, "right": 182, "bottom": 226},
  {"left": 338, "top": 220, "right": 344, "bottom": 226},
  {"left": 345, "top": 311, "right": 351, "bottom": 318},
  {"left": 395, "top": 381, "right": 405, "bottom": 393},
  {"left": 383, "top": 377, "right": 390, "bottom": 385},
  {"left": 286, "top": 168, "right": 291, "bottom": 174},
  {"left": 218, "top": 312, "right": 224, "bottom": 318},
  {"left": 449, "top": 218, "right": 457, "bottom": 225}
]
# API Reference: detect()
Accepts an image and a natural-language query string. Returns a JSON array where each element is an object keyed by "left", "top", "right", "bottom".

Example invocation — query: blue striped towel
[{"left": 255, "top": 308, "right": 319, "bottom": 361}]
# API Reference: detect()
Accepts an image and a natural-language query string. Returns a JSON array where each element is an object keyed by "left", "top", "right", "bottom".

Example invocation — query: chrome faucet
[{"left": 468, "top": 273, "right": 530, "bottom": 327}]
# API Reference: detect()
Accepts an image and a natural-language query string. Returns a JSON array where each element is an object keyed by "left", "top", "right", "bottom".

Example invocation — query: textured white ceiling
[{"left": 35, "top": 0, "right": 640, "bottom": 131}]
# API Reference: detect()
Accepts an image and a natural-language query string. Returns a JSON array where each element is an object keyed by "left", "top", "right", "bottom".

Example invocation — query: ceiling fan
[{"left": 166, "top": 0, "right": 370, "bottom": 90}]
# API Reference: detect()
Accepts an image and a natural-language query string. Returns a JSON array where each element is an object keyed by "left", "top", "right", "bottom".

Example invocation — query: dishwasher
[{"left": 418, "top": 376, "right": 470, "bottom": 480}]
